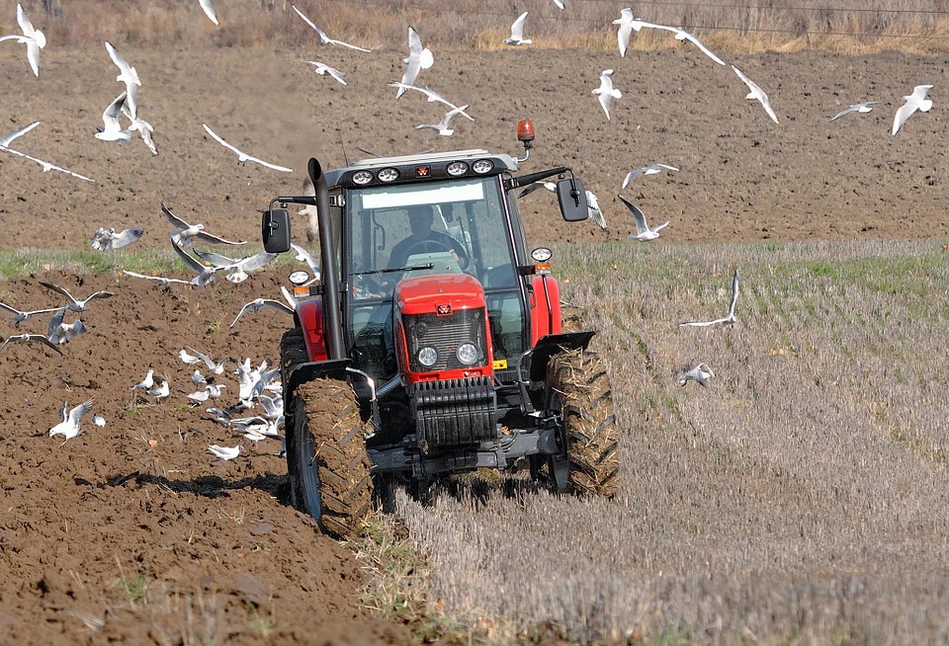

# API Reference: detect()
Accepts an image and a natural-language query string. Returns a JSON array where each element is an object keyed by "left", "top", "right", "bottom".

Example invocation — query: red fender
[
  {"left": 530, "top": 275, "right": 562, "bottom": 346},
  {"left": 296, "top": 297, "right": 328, "bottom": 362}
]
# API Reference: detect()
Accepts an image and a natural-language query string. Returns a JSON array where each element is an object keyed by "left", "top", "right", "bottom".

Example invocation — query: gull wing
[
  {"left": 622, "top": 168, "right": 644, "bottom": 189},
  {"left": 676, "top": 30, "right": 726, "bottom": 65},
  {"left": 438, "top": 105, "right": 469, "bottom": 130},
  {"left": 613, "top": 8, "right": 634, "bottom": 57},
  {"left": 172, "top": 239, "right": 213, "bottom": 275},
  {"left": 38, "top": 281, "right": 78, "bottom": 307},
  {"left": 617, "top": 194, "right": 648, "bottom": 235},
  {"left": 185, "top": 346, "right": 218, "bottom": 371},
  {"left": 112, "top": 227, "right": 144, "bottom": 248},
  {"left": 198, "top": 0, "right": 219, "bottom": 25},
  {"left": 291, "top": 5, "right": 331, "bottom": 45},
  {"left": 0, "top": 120, "right": 39, "bottom": 147},
  {"left": 16, "top": 4, "right": 36, "bottom": 39},
  {"left": 101, "top": 92, "right": 127, "bottom": 130},
  {"left": 327, "top": 37, "right": 371, "bottom": 53},
  {"left": 242, "top": 152, "right": 293, "bottom": 173},
  {"left": 726, "top": 268, "right": 740, "bottom": 320},
  {"left": 25, "top": 38, "right": 39, "bottom": 76},
  {"left": 202, "top": 123, "right": 245, "bottom": 158},
  {"left": 586, "top": 190, "right": 607, "bottom": 230},
  {"left": 192, "top": 247, "right": 238, "bottom": 267},
  {"left": 237, "top": 252, "right": 278, "bottom": 273},
  {"left": 47, "top": 306, "right": 65, "bottom": 339},
  {"left": 161, "top": 202, "right": 192, "bottom": 231},
  {"left": 68, "top": 398, "right": 95, "bottom": 425},
  {"left": 230, "top": 298, "right": 294, "bottom": 328},
  {"left": 509, "top": 11, "right": 528, "bottom": 40},
  {"left": 192, "top": 229, "right": 247, "bottom": 245},
  {"left": 830, "top": 105, "right": 857, "bottom": 121}
]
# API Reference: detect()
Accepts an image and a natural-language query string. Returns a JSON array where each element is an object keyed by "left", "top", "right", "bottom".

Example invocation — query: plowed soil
[{"left": 0, "top": 43, "right": 945, "bottom": 644}]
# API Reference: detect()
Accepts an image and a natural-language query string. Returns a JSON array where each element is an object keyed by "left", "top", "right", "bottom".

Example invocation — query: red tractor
[{"left": 262, "top": 122, "right": 619, "bottom": 537}]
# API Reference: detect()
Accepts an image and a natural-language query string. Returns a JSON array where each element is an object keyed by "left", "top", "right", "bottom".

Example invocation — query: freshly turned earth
[{"left": 0, "top": 42, "right": 945, "bottom": 644}]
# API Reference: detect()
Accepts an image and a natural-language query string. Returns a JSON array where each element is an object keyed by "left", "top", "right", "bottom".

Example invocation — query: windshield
[{"left": 344, "top": 176, "right": 526, "bottom": 378}]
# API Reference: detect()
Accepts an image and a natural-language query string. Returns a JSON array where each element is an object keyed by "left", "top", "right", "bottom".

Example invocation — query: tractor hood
[{"left": 396, "top": 274, "right": 486, "bottom": 317}]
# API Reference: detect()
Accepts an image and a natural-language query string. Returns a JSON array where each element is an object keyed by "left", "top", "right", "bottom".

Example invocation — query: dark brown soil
[{"left": 0, "top": 43, "right": 945, "bottom": 643}]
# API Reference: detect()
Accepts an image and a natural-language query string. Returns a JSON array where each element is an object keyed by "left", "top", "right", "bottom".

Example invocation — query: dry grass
[
  {"left": 19, "top": 0, "right": 949, "bottom": 53},
  {"left": 378, "top": 239, "right": 949, "bottom": 644}
]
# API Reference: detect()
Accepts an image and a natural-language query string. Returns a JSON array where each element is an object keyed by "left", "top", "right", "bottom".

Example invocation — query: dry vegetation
[
  {"left": 368, "top": 239, "right": 949, "bottom": 644},
  {"left": 22, "top": 0, "right": 949, "bottom": 53}
]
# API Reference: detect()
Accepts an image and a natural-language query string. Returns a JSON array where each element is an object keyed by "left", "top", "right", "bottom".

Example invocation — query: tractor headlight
[
  {"left": 417, "top": 346, "right": 438, "bottom": 368},
  {"left": 456, "top": 343, "right": 479, "bottom": 366}
]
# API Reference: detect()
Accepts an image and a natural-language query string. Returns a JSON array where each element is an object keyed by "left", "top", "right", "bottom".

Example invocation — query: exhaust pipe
[{"left": 309, "top": 157, "right": 346, "bottom": 361}]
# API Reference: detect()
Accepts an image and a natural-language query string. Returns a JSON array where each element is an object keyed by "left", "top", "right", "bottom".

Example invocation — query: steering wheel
[{"left": 403, "top": 239, "right": 451, "bottom": 258}]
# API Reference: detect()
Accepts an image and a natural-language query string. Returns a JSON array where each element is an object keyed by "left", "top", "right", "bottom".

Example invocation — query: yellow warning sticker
[{"left": 493, "top": 359, "right": 508, "bottom": 370}]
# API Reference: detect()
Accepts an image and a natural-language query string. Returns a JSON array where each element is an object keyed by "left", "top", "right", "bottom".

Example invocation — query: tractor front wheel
[
  {"left": 543, "top": 348, "right": 620, "bottom": 499},
  {"left": 287, "top": 378, "right": 373, "bottom": 538}
]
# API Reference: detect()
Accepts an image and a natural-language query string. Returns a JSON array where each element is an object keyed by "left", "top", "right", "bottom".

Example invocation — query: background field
[{"left": 1, "top": 1, "right": 948, "bottom": 643}]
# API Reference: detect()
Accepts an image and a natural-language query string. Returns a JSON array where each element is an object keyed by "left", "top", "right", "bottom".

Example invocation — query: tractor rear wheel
[
  {"left": 544, "top": 348, "right": 619, "bottom": 499},
  {"left": 287, "top": 378, "right": 373, "bottom": 538}
]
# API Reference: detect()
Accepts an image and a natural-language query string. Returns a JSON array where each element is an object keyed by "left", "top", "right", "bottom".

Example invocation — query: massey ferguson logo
[{"left": 436, "top": 304, "right": 452, "bottom": 316}]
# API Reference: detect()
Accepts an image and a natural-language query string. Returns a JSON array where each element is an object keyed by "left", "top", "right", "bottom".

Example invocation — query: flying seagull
[
  {"left": 415, "top": 105, "right": 470, "bottom": 136},
  {"left": 38, "top": 281, "right": 114, "bottom": 312},
  {"left": 397, "top": 26, "right": 434, "bottom": 99},
  {"left": 0, "top": 301, "right": 60, "bottom": 324},
  {"left": 612, "top": 8, "right": 635, "bottom": 58},
  {"left": 592, "top": 69, "right": 622, "bottom": 121},
  {"left": 198, "top": 0, "right": 219, "bottom": 25},
  {"left": 291, "top": 5, "right": 371, "bottom": 52},
  {"left": 504, "top": 12, "right": 531, "bottom": 46},
  {"left": 307, "top": 61, "right": 347, "bottom": 86},
  {"left": 91, "top": 226, "right": 144, "bottom": 251},
  {"left": 679, "top": 363, "right": 714, "bottom": 387},
  {"left": 95, "top": 92, "right": 132, "bottom": 143},
  {"left": 830, "top": 100, "right": 879, "bottom": 122},
  {"left": 49, "top": 398, "right": 95, "bottom": 442},
  {"left": 619, "top": 194, "right": 668, "bottom": 241},
  {"left": 0, "top": 4, "right": 46, "bottom": 77},
  {"left": 202, "top": 124, "right": 293, "bottom": 172},
  {"left": 162, "top": 202, "right": 247, "bottom": 246},
  {"left": 290, "top": 243, "right": 321, "bottom": 282},
  {"left": 104, "top": 41, "right": 141, "bottom": 119},
  {"left": 0, "top": 126, "right": 95, "bottom": 182},
  {"left": 679, "top": 268, "right": 740, "bottom": 327},
  {"left": 387, "top": 83, "right": 474, "bottom": 121},
  {"left": 47, "top": 307, "right": 86, "bottom": 345},
  {"left": 892, "top": 85, "right": 933, "bottom": 136},
  {"left": 732, "top": 65, "right": 779, "bottom": 124},
  {"left": 622, "top": 163, "right": 679, "bottom": 189},
  {"left": 0, "top": 333, "right": 62, "bottom": 355},
  {"left": 230, "top": 298, "right": 295, "bottom": 327}
]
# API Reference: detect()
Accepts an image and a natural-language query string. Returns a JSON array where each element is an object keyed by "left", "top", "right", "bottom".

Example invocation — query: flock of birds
[{"left": 0, "top": 2, "right": 934, "bottom": 451}]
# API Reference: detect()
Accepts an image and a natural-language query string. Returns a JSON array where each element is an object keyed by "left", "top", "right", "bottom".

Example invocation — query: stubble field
[{"left": 0, "top": 24, "right": 948, "bottom": 645}]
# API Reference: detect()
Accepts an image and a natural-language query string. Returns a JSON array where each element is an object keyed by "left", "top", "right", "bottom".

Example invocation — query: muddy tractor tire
[
  {"left": 543, "top": 348, "right": 620, "bottom": 499},
  {"left": 287, "top": 378, "right": 373, "bottom": 538},
  {"left": 560, "top": 303, "right": 586, "bottom": 334}
]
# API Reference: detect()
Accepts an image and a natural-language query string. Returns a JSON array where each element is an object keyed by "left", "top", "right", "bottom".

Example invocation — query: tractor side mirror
[
  {"left": 556, "top": 178, "right": 588, "bottom": 222},
  {"left": 262, "top": 208, "right": 291, "bottom": 253}
]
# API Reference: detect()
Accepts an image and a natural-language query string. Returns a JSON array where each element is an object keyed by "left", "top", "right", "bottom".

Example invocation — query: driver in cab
[{"left": 387, "top": 205, "right": 469, "bottom": 270}]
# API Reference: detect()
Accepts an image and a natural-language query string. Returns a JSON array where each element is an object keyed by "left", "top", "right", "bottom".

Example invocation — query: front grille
[
  {"left": 405, "top": 309, "right": 487, "bottom": 372},
  {"left": 410, "top": 376, "right": 498, "bottom": 452}
]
